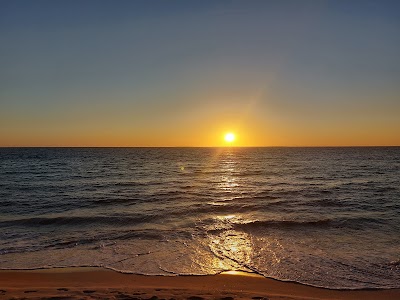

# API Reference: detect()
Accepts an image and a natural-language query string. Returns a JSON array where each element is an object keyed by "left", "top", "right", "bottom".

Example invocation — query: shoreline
[{"left": 0, "top": 267, "right": 399, "bottom": 300}]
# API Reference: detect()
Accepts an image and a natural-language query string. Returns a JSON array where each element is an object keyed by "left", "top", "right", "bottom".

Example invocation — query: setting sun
[{"left": 224, "top": 132, "right": 235, "bottom": 143}]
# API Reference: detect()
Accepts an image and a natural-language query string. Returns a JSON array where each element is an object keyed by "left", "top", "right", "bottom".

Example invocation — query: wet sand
[{"left": 0, "top": 267, "right": 399, "bottom": 300}]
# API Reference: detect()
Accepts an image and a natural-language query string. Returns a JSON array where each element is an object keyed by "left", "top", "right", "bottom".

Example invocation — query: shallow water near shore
[{"left": 1, "top": 147, "right": 399, "bottom": 289}]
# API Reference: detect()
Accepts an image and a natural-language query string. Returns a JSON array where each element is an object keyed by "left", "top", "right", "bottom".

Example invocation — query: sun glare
[{"left": 224, "top": 132, "right": 235, "bottom": 143}]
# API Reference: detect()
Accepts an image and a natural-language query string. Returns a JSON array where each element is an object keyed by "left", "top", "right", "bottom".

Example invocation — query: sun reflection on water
[
  {"left": 194, "top": 149, "right": 256, "bottom": 273},
  {"left": 207, "top": 229, "right": 253, "bottom": 271},
  {"left": 216, "top": 150, "right": 240, "bottom": 192}
]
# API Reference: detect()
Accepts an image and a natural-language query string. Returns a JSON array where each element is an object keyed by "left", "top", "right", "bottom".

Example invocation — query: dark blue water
[{"left": 0, "top": 147, "right": 399, "bottom": 289}]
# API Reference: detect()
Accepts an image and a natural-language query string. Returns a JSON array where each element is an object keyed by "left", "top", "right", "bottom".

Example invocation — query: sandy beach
[{"left": 0, "top": 267, "right": 399, "bottom": 300}]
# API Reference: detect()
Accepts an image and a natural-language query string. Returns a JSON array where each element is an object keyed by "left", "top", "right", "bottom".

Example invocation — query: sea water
[{"left": 0, "top": 147, "right": 399, "bottom": 289}]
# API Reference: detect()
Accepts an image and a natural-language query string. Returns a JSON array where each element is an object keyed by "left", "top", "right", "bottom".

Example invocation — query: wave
[
  {"left": 233, "top": 219, "right": 333, "bottom": 230},
  {"left": 220, "top": 216, "right": 388, "bottom": 231},
  {"left": 113, "top": 181, "right": 164, "bottom": 187},
  {"left": 0, "top": 214, "right": 157, "bottom": 227},
  {"left": 306, "top": 198, "right": 348, "bottom": 207}
]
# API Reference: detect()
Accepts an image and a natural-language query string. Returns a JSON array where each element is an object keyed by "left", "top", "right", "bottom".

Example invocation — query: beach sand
[{"left": 0, "top": 267, "right": 399, "bottom": 300}]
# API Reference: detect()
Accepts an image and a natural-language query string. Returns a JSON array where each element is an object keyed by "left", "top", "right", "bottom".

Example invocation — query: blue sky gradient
[{"left": 1, "top": 0, "right": 399, "bottom": 146}]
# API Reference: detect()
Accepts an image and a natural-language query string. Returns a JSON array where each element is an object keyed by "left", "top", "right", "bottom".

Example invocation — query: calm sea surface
[{"left": 0, "top": 147, "right": 399, "bottom": 289}]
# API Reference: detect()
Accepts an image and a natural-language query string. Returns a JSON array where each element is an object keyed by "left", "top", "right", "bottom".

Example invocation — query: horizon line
[{"left": 1, "top": 145, "right": 400, "bottom": 148}]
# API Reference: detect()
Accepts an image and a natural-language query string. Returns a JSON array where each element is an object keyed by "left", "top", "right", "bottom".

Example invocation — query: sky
[{"left": 1, "top": 0, "right": 399, "bottom": 147}]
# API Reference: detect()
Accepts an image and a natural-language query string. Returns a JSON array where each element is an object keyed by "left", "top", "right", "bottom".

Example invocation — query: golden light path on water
[{"left": 196, "top": 148, "right": 258, "bottom": 274}]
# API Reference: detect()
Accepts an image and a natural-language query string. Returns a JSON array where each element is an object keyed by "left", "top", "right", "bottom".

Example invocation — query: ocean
[{"left": 0, "top": 147, "right": 399, "bottom": 289}]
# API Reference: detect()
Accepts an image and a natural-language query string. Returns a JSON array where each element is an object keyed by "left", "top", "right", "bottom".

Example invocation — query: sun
[{"left": 224, "top": 132, "right": 235, "bottom": 143}]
